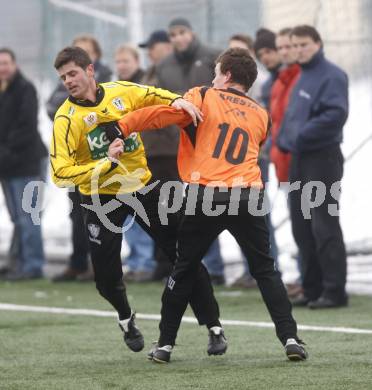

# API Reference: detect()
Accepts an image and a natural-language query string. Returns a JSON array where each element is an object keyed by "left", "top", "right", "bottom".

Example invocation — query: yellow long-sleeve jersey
[{"left": 50, "top": 81, "right": 180, "bottom": 195}]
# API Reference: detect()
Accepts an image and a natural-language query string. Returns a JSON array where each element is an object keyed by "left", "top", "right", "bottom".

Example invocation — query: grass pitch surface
[{"left": 1, "top": 281, "right": 372, "bottom": 390}]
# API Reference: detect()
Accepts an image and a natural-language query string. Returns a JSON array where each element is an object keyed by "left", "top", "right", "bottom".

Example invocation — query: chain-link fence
[{"left": 2, "top": 1, "right": 371, "bottom": 83}]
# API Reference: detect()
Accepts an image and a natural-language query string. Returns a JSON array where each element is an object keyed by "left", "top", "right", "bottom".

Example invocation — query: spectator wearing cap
[
  {"left": 139, "top": 30, "right": 173, "bottom": 86},
  {"left": 254, "top": 28, "right": 281, "bottom": 109},
  {"left": 115, "top": 45, "right": 144, "bottom": 83},
  {"left": 126, "top": 30, "right": 173, "bottom": 282},
  {"left": 254, "top": 27, "right": 281, "bottom": 256},
  {"left": 153, "top": 18, "right": 225, "bottom": 285}
]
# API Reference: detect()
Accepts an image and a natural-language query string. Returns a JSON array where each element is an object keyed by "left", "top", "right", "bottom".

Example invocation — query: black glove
[{"left": 100, "top": 121, "right": 124, "bottom": 142}]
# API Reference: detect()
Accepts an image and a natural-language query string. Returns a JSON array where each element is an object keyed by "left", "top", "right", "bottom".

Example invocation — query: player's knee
[
  {"left": 161, "top": 283, "right": 186, "bottom": 305},
  {"left": 95, "top": 276, "right": 125, "bottom": 299},
  {"left": 249, "top": 262, "right": 276, "bottom": 280}
]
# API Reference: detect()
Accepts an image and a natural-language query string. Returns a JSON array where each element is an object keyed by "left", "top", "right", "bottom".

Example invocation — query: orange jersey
[{"left": 118, "top": 87, "right": 270, "bottom": 188}]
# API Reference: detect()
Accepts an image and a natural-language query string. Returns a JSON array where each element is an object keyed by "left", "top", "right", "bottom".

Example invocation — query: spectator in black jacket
[
  {"left": 50, "top": 35, "right": 112, "bottom": 282},
  {"left": 0, "top": 48, "right": 47, "bottom": 280}
]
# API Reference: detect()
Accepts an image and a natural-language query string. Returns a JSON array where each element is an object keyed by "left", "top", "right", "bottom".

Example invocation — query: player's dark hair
[
  {"left": 216, "top": 48, "right": 258, "bottom": 92},
  {"left": 0, "top": 48, "right": 16, "bottom": 61},
  {"left": 54, "top": 46, "right": 92, "bottom": 70},
  {"left": 290, "top": 25, "right": 322, "bottom": 43},
  {"left": 229, "top": 34, "right": 254, "bottom": 52}
]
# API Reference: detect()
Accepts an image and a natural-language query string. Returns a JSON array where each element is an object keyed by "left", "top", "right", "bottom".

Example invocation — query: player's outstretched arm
[{"left": 101, "top": 105, "right": 193, "bottom": 139}]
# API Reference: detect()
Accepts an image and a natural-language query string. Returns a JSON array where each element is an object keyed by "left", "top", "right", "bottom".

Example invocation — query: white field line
[{"left": 1, "top": 303, "right": 372, "bottom": 335}]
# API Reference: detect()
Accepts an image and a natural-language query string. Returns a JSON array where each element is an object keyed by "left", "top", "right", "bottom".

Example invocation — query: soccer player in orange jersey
[{"left": 101, "top": 48, "right": 308, "bottom": 363}]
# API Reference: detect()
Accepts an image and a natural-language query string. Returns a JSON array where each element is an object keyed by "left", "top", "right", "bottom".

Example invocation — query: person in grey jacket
[
  {"left": 139, "top": 30, "right": 173, "bottom": 86},
  {"left": 277, "top": 25, "right": 348, "bottom": 309},
  {"left": 152, "top": 18, "right": 224, "bottom": 284}
]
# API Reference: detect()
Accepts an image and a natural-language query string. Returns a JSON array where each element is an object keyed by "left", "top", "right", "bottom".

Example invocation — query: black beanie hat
[
  {"left": 254, "top": 28, "right": 276, "bottom": 54},
  {"left": 168, "top": 18, "right": 192, "bottom": 30}
]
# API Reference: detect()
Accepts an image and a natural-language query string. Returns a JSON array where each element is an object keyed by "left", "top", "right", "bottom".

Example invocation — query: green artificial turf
[{"left": 1, "top": 281, "right": 372, "bottom": 390}]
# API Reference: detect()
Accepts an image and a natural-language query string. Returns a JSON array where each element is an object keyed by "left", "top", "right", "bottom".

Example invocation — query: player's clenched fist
[{"left": 108, "top": 138, "right": 124, "bottom": 160}]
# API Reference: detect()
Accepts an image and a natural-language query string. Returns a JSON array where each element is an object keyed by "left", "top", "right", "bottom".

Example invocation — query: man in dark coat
[
  {"left": 278, "top": 25, "right": 348, "bottom": 309},
  {"left": 0, "top": 48, "right": 47, "bottom": 280}
]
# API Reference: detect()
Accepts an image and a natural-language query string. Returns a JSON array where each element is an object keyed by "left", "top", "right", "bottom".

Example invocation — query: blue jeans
[
  {"left": 202, "top": 238, "right": 224, "bottom": 277},
  {"left": 1, "top": 164, "right": 46, "bottom": 274},
  {"left": 123, "top": 218, "right": 155, "bottom": 272}
]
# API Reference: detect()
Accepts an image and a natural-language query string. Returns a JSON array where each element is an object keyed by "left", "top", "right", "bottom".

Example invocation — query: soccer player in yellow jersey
[{"left": 50, "top": 46, "right": 223, "bottom": 354}]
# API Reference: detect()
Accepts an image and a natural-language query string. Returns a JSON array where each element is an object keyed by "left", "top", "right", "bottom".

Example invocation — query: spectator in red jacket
[
  {"left": 269, "top": 28, "right": 302, "bottom": 298},
  {"left": 270, "top": 28, "right": 300, "bottom": 183}
]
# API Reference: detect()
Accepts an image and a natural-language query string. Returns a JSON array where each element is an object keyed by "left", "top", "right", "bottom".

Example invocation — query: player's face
[
  {"left": 256, "top": 47, "right": 281, "bottom": 71},
  {"left": 212, "top": 63, "right": 229, "bottom": 89},
  {"left": 276, "top": 34, "right": 297, "bottom": 65},
  {"left": 148, "top": 42, "right": 173, "bottom": 65},
  {"left": 168, "top": 27, "right": 194, "bottom": 52},
  {"left": 291, "top": 35, "right": 321, "bottom": 64},
  {"left": 58, "top": 61, "right": 94, "bottom": 99},
  {"left": 0, "top": 52, "right": 17, "bottom": 82},
  {"left": 115, "top": 51, "right": 139, "bottom": 80}
]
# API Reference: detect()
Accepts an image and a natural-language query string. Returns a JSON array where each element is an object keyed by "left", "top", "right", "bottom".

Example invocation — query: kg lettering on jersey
[
  {"left": 83, "top": 112, "right": 98, "bottom": 127},
  {"left": 86, "top": 126, "right": 110, "bottom": 159},
  {"left": 112, "top": 97, "right": 125, "bottom": 111}
]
